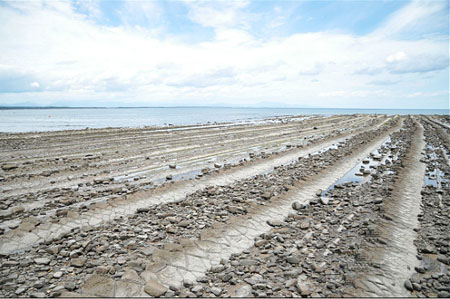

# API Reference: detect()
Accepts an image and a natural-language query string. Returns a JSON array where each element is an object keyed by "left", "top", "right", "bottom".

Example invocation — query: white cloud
[
  {"left": 386, "top": 51, "right": 407, "bottom": 63},
  {"left": 371, "top": 0, "right": 448, "bottom": 38},
  {"left": 0, "top": 0, "right": 447, "bottom": 109},
  {"left": 30, "top": 82, "right": 40, "bottom": 88}
]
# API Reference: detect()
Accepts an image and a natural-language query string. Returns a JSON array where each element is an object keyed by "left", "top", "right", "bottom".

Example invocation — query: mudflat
[{"left": 0, "top": 114, "right": 448, "bottom": 298}]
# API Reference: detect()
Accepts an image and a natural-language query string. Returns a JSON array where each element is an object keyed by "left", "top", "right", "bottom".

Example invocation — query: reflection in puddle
[{"left": 321, "top": 137, "right": 395, "bottom": 197}]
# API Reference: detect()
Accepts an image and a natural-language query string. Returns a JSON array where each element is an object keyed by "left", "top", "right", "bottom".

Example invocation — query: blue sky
[{"left": 0, "top": 0, "right": 448, "bottom": 109}]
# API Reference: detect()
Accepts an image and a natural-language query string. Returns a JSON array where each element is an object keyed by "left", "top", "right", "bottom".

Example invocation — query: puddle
[{"left": 321, "top": 137, "right": 394, "bottom": 196}]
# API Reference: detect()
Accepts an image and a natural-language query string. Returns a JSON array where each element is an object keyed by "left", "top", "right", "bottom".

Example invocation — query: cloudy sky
[{"left": 0, "top": 0, "right": 448, "bottom": 108}]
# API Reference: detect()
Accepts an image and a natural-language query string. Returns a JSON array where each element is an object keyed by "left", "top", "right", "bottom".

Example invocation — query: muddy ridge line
[{"left": 0, "top": 114, "right": 449, "bottom": 298}]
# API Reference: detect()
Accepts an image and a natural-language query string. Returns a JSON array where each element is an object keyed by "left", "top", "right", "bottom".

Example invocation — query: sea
[{"left": 0, "top": 107, "right": 448, "bottom": 133}]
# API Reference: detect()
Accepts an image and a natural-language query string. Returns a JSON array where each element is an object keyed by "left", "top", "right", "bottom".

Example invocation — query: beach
[{"left": 0, "top": 114, "right": 449, "bottom": 297}]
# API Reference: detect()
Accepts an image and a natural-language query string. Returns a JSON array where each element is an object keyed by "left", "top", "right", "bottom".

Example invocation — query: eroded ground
[{"left": 0, "top": 114, "right": 448, "bottom": 298}]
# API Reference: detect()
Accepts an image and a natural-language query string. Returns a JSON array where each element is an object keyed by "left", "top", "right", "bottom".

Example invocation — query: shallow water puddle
[{"left": 321, "top": 137, "right": 394, "bottom": 196}]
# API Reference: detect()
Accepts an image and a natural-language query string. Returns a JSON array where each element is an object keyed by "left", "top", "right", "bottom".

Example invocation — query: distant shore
[{"left": 0, "top": 107, "right": 448, "bottom": 133}]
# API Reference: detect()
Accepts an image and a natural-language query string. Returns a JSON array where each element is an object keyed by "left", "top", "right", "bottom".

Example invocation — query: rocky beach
[{"left": 0, "top": 114, "right": 448, "bottom": 298}]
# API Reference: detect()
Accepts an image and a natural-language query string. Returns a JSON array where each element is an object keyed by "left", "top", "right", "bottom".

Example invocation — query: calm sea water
[{"left": 0, "top": 107, "right": 448, "bottom": 133}]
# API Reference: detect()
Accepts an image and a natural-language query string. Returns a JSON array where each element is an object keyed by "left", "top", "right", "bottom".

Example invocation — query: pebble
[
  {"left": 211, "top": 287, "right": 222, "bottom": 296},
  {"left": 34, "top": 257, "right": 51, "bottom": 265},
  {"left": 144, "top": 280, "right": 168, "bottom": 297}
]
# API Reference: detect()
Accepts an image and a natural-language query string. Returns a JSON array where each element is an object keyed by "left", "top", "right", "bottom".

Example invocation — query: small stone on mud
[{"left": 144, "top": 280, "right": 168, "bottom": 297}]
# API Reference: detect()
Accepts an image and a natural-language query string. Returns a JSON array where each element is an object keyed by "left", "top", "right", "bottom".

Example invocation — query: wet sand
[{"left": 0, "top": 114, "right": 448, "bottom": 297}]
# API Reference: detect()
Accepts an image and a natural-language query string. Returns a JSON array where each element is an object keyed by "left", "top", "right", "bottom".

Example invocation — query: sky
[{"left": 0, "top": 0, "right": 448, "bottom": 109}]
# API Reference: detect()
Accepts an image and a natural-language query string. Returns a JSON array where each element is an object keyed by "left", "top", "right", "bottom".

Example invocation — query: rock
[
  {"left": 315, "top": 190, "right": 322, "bottom": 197},
  {"left": 34, "top": 257, "right": 51, "bottom": 265},
  {"left": 2, "top": 163, "right": 18, "bottom": 171},
  {"left": 414, "top": 266, "right": 426, "bottom": 274},
  {"left": 201, "top": 168, "right": 209, "bottom": 174},
  {"left": 122, "top": 269, "right": 141, "bottom": 282},
  {"left": 82, "top": 275, "right": 115, "bottom": 297},
  {"left": 178, "top": 220, "right": 190, "bottom": 228},
  {"left": 12, "top": 206, "right": 25, "bottom": 214},
  {"left": 437, "top": 256, "right": 450, "bottom": 265},
  {"left": 15, "top": 287, "right": 27, "bottom": 295},
  {"left": 285, "top": 278, "right": 297, "bottom": 288},
  {"left": 166, "top": 175, "right": 172, "bottom": 180},
  {"left": 30, "top": 292, "right": 46, "bottom": 298},
  {"left": 239, "top": 259, "right": 258, "bottom": 266},
  {"left": 71, "top": 257, "right": 87, "bottom": 267},
  {"left": 261, "top": 192, "right": 272, "bottom": 200},
  {"left": 320, "top": 197, "right": 329, "bottom": 205},
  {"left": 183, "top": 279, "right": 194, "bottom": 288},
  {"left": 211, "top": 265, "right": 225, "bottom": 273},
  {"left": 373, "top": 197, "right": 383, "bottom": 204},
  {"left": 292, "top": 201, "right": 307, "bottom": 210},
  {"left": 255, "top": 239, "right": 267, "bottom": 247},
  {"left": 214, "top": 163, "right": 222, "bottom": 168},
  {"left": 144, "top": 280, "right": 168, "bottom": 297},
  {"left": 168, "top": 164, "right": 176, "bottom": 169},
  {"left": 296, "top": 281, "right": 311, "bottom": 296},
  {"left": 53, "top": 271, "right": 63, "bottom": 278},
  {"left": 404, "top": 279, "right": 413, "bottom": 291},
  {"left": 64, "top": 281, "right": 77, "bottom": 291},
  {"left": 412, "top": 283, "right": 421, "bottom": 291},
  {"left": 286, "top": 255, "right": 301, "bottom": 264},
  {"left": 267, "top": 219, "right": 282, "bottom": 227},
  {"left": 422, "top": 244, "right": 436, "bottom": 254},
  {"left": 166, "top": 225, "right": 177, "bottom": 234},
  {"left": 230, "top": 283, "right": 252, "bottom": 297},
  {"left": 137, "top": 207, "right": 150, "bottom": 213},
  {"left": 438, "top": 291, "right": 450, "bottom": 298},
  {"left": 300, "top": 222, "right": 310, "bottom": 229},
  {"left": 192, "top": 285, "right": 204, "bottom": 293},
  {"left": 211, "top": 287, "right": 222, "bottom": 296}
]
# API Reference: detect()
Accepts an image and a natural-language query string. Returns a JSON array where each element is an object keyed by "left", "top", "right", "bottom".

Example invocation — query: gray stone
[
  {"left": 414, "top": 266, "right": 425, "bottom": 274},
  {"left": 438, "top": 291, "right": 450, "bottom": 298},
  {"left": 178, "top": 220, "right": 190, "bottom": 228},
  {"left": 183, "top": 279, "right": 194, "bottom": 288},
  {"left": 211, "top": 287, "right": 222, "bottom": 296},
  {"left": 261, "top": 192, "right": 272, "bottom": 200},
  {"left": 231, "top": 283, "right": 252, "bottom": 297},
  {"left": 2, "top": 163, "right": 18, "bottom": 171},
  {"left": 71, "top": 257, "right": 87, "bottom": 267},
  {"left": 320, "top": 197, "right": 329, "bottom": 205},
  {"left": 144, "top": 280, "right": 168, "bottom": 297},
  {"left": 34, "top": 257, "right": 51, "bottom": 265},
  {"left": 64, "top": 281, "right": 77, "bottom": 291},
  {"left": 412, "top": 283, "right": 421, "bottom": 291},
  {"left": 267, "top": 219, "right": 282, "bottom": 227},
  {"left": 30, "top": 292, "right": 46, "bottom": 298},
  {"left": 53, "top": 271, "right": 63, "bottom": 278},
  {"left": 285, "top": 278, "right": 297, "bottom": 288},
  {"left": 373, "top": 197, "right": 383, "bottom": 204},
  {"left": 191, "top": 285, "right": 203, "bottom": 293},
  {"left": 15, "top": 287, "right": 27, "bottom": 295},
  {"left": 404, "top": 279, "right": 413, "bottom": 291},
  {"left": 286, "top": 255, "right": 301, "bottom": 264}
]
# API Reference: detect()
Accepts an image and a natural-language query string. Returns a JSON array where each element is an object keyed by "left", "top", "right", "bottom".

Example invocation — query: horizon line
[{"left": 0, "top": 105, "right": 448, "bottom": 111}]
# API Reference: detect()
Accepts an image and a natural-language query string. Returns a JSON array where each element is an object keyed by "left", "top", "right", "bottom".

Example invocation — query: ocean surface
[{"left": 0, "top": 107, "right": 448, "bottom": 133}]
